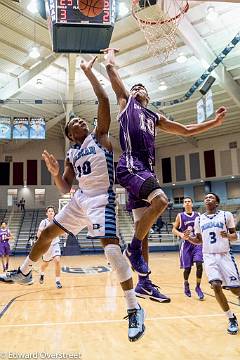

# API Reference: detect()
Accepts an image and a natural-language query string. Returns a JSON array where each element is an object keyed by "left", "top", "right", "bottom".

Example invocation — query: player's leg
[
  {"left": 0, "top": 254, "right": 5, "bottom": 272},
  {"left": 192, "top": 245, "right": 204, "bottom": 300},
  {"left": 180, "top": 242, "right": 193, "bottom": 297},
  {"left": 5, "top": 254, "right": 9, "bottom": 271},
  {"left": 211, "top": 280, "right": 238, "bottom": 334},
  {"left": 195, "top": 261, "right": 204, "bottom": 300},
  {"left": 53, "top": 255, "right": 62, "bottom": 288},
  {"left": 102, "top": 238, "right": 145, "bottom": 342},
  {"left": 39, "top": 260, "right": 49, "bottom": 284},
  {"left": 205, "top": 253, "right": 238, "bottom": 334},
  {"left": 3, "top": 223, "right": 64, "bottom": 285},
  {"left": 124, "top": 176, "right": 168, "bottom": 275},
  {"left": 87, "top": 194, "right": 145, "bottom": 342},
  {"left": 133, "top": 209, "right": 170, "bottom": 303}
]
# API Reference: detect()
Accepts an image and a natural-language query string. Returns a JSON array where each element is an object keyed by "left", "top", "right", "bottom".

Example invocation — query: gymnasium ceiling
[{"left": 0, "top": 0, "right": 240, "bottom": 152}]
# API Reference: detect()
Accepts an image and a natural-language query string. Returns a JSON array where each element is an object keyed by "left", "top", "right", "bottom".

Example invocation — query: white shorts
[
  {"left": 203, "top": 253, "right": 240, "bottom": 288},
  {"left": 42, "top": 242, "right": 61, "bottom": 262},
  {"left": 54, "top": 189, "right": 117, "bottom": 239}
]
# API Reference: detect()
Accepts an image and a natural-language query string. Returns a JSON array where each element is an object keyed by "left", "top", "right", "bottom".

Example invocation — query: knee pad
[{"left": 104, "top": 244, "right": 132, "bottom": 283}]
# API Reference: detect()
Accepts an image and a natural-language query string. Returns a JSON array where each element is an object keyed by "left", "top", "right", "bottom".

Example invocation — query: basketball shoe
[
  {"left": 184, "top": 282, "right": 191, "bottom": 297},
  {"left": 124, "top": 305, "right": 145, "bottom": 342},
  {"left": 39, "top": 274, "right": 44, "bottom": 284},
  {"left": 1, "top": 268, "right": 33, "bottom": 285},
  {"left": 195, "top": 285, "right": 204, "bottom": 300},
  {"left": 228, "top": 314, "right": 238, "bottom": 335},
  {"left": 56, "top": 281, "right": 62, "bottom": 289},
  {"left": 124, "top": 244, "right": 150, "bottom": 276},
  {"left": 135, "top": 278, "right": 171, "bottom": 303}
]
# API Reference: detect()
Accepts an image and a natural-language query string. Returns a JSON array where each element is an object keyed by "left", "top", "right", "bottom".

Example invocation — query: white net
[{"left": 132, "top": 0, "right": 189, "bottom": 63}]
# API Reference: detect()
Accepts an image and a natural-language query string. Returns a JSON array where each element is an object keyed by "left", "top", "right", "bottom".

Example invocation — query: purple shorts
[
  {"left": 117, "top": 155, "right": 155, "bottom": 210},
  {"left": 180, "top": 240, "right": 203, "bottom": 269},
  {"left": 0, "top": 241, "right": 10, "bottom": 256}
]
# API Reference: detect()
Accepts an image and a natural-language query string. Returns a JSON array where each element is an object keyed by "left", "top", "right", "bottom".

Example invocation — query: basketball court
[
  {"left": 1, "top": 253, "right": 240, "bottom": 359},
  {"left": 0, "top": 0, "right": 240, "bottom": 359}
]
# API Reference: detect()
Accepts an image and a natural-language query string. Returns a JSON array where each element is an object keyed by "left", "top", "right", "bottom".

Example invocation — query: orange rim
[{"left": 132, "top": 1, "right": 189, "bottom": 26}]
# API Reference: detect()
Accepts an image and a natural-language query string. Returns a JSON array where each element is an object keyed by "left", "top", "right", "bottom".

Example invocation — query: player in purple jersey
[
  {"left": 104, "top": 48, "right": 226, "bottom": 303},
  {"left": 172, "top": 198, "right": 204, "bottom": 300},
  {"left": 0, "top": 221, "right": 12, "bottom": 272}
]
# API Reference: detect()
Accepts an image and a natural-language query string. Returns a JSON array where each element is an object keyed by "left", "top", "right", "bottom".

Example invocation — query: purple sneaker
[
  {"left": 195, "top": 285, "right": 204, "bottom": 300},
  {"left": 184, "top": 282, "right": 191, "bottom": 297},
  {"left": 135, "top": 279, "right": 171, "bottom": 303},
  {"left": 124, "top": 244, "right": 150, "bottom": 276}
]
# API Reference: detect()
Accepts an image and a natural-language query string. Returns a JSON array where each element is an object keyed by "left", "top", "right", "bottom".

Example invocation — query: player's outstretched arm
[
  {"left": 157, "top": 107, "right": 227, "bottom": 136},
  {"left": 103, "top": 48, "right": 129, "bottom": 112},
  {"left": 80, "top": 57, "right": 111, "bottom": 138},
  {"left": 42, "top": 150, "right": 74, "bottom": 194}
]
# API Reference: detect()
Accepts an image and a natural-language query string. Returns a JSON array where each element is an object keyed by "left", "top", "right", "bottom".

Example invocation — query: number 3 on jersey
[
  {"left": 209, "top": 231, "right": 217, "bottom": 244},
  {"left": 77, "top": 161, "right": 91, "bottom": 177}
]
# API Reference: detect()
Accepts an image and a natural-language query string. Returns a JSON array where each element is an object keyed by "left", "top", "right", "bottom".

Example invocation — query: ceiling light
[
  {"left": 200, "top": 179, "right": 204, "bottom": 183},
  {"left": 158, "top": 81, "right": 167, "bottom": 91},
  {"left": 176, "top": 53, "right": 187, "bottom": 64},
  {"left": 172, "top": 183, "right": 176, "bottom": 186},
  {"left": 231, "top": 176, "right": 235, "bottom": 179},
  {"left": 206, "top": 6, "right": 219, "bottom": 22},
  {"left": 29, "top": 46, "right": 40, "bottom": 59},
  {"left": 27, "top": 0, "right": 38, "bottom": 14},
  {"left": 36, "top": 78, "right": 43, "bottom": 89},
  {"left": 118, "top": 2, "right": 129, "bottom": 17}
]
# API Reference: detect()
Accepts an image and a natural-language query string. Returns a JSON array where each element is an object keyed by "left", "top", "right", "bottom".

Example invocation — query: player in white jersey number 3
[
  {"left": 2, "top": 57, "right": 145, "bottom": 342},
  {"left": 185, "top": 193, "right": 240, "bottom": 335}
]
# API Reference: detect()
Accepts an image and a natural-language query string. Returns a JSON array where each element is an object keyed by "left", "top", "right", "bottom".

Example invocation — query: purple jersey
[
  {"left": 0, "top": 228, "right": 11, "bottom": 242},
  {"left": 118, "top": 96, "right": 159, "bottom": 170},
  {"left": 178, "top": 212, "right": 203, "bottom": 268},
  {"left": 179, "top": 211, "right": 199, "bottom": 235}
]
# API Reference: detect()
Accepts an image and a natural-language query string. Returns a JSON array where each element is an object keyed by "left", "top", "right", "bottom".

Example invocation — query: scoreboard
[{"left": 47, "top": 0, "right": 116, "bottom": 53}]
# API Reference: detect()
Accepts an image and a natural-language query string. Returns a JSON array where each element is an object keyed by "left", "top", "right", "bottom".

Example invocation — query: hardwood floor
[{"left": 1, "top": 253, "right": 240, "bottom": 360}]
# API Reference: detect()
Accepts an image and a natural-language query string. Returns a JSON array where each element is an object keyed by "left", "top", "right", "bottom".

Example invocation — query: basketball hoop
[{"left": 132, "top": 0, "right": 189, "bottom": 63}]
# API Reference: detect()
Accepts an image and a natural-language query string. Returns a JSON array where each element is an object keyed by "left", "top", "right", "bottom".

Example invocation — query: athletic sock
[
  {"left": 40, "top": 272, "right": 45, "bottom": 276},
  {"left": 20, "top": 256, "right": 35, "bottom": 275},
  {"left": 56, "top": 277, "right": 60, "bottom": 282},
  {"left": 130, "top": 236, "right": 142, "bottom": 250},
  {"left": 225, "top": 310, "right": 234, "bottom": 319},
  {"left": 124, "top": 289, "right": 140, "bottom": 310}
]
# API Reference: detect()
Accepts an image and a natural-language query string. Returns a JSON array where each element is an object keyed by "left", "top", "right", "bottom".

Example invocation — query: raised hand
[
  {"left": 80, "top": 56, "right": 97, "bottom": 73},
  {"left": 101, "top": 48, "right": 119, "bottom": 66},
  {"left": 215, "top": 106, "right": 227, "bottom": 126},
  {"left": 42, "top": 150, "right": 60, "bottom": 177}
]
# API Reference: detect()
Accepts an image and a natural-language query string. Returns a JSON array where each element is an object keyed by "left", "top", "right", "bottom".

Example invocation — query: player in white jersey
[
  {"left": 3, "top": 57, "right": 145, "bottom": 342},
  {"left": 185, "top": 193, "right": 240, "bottom": 335},
  {"left": 37, "top": 206, "right": 62, "bottom": 289}
]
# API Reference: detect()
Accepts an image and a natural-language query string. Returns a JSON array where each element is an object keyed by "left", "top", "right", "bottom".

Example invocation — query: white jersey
[
  {"left": 194, "top": 210, "right": 235, "bottom": 254},
  {"left": 38, "top": 219, "right": 60, "bottom": 245},
  {"left": 67, "top": 133, "right": 114, "bottom": 195}
]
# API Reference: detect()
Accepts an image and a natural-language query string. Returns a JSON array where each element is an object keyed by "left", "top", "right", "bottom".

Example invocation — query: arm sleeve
[{"left": 225, "top": 212, "right": 235, "bottom": 229}]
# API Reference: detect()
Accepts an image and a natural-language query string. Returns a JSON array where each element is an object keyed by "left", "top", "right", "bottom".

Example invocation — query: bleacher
[{"left": 1, "top": 202, "right": 240, "bottom": 255}]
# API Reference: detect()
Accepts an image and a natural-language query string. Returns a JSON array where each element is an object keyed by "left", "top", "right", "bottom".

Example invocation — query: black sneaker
[
  {"left": 56, "top": 281, "right": 62, "bottom": 289},
  {"left": 39, "top": 275, "right": 44, "bottom": 284}
]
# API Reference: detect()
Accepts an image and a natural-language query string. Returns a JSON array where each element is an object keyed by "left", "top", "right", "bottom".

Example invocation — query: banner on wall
[
  {"left": 0, "top": 116, "right": 11, "bottom": 139},
  {"left": 12, "top": 117, "right": 29, "bottom": 139},
  {"left": 30, "top": 117, "right": 46, "bottom": 139}
]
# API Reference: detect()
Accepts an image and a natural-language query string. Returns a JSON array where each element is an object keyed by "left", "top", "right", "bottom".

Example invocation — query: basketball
[{"left": 78, "top": 0, "right": 104, "bottom": 18}]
